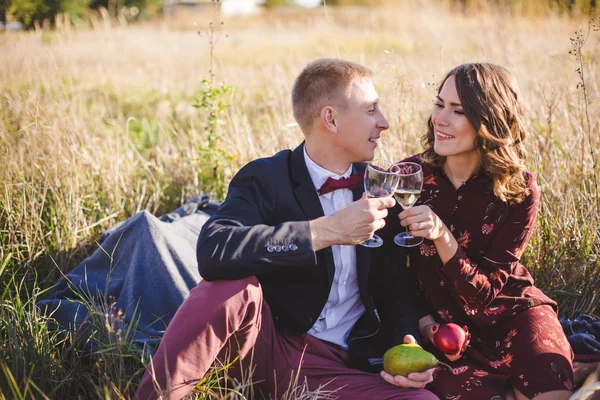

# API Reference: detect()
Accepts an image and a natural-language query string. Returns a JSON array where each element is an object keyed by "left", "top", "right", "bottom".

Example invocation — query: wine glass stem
[{"left": 404, "top": 206, "right": 414, "bottom": 238}]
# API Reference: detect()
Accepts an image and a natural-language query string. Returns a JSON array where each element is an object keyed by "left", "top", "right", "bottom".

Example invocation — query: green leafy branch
[{"left": 193, "top": 80, "right": 237, "bottom": 200}]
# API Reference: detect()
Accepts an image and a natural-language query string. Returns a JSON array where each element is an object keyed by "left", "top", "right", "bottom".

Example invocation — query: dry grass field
[{"left": 0, "top": 2, "right": 599, "bottom": 398}]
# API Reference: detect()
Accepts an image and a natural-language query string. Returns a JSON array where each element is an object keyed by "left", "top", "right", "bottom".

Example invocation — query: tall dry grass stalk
[{"left": 0, "top": 2, "right": 599, "bottom": 397}]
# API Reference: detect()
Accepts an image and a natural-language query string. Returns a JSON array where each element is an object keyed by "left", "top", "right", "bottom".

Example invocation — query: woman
[{"left": 398, "top": 63, "right": 574, "bottom": 399}]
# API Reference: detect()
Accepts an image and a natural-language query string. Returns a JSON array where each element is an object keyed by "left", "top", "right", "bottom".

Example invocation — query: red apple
[{"left": 433, "top": 323, "right": 470, "bottom": 355}]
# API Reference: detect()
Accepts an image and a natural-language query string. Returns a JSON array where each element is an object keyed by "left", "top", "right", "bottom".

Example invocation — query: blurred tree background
[
  {"left": 3, "top": 0, "right": 163, "bottom": 28},
  {"left": 1, "top": 0, "right": 597, "bottom": 29}
]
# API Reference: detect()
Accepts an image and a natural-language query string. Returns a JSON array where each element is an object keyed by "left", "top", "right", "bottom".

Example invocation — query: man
[{"left": 135, "top": 58, "right": 437, "bottom": 400}]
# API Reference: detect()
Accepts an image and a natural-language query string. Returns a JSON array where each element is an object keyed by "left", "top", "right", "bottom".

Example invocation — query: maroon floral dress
[{"left": 403, "top": 155, "right": 574, "bottom": 399}]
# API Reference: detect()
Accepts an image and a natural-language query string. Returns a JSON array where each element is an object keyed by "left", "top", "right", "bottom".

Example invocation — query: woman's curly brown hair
[{"left": 421, "top": 63, "right": 530, "bottom": 204}]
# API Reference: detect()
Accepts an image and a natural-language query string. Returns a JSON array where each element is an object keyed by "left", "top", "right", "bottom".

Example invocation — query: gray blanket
[{"left": 38, "top": 195, "right": 220, "bottom": 346}]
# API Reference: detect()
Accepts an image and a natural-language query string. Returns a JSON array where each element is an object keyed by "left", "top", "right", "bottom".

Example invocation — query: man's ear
[{"left": 320, "top": 106, "right": 338, "bottom": 133}]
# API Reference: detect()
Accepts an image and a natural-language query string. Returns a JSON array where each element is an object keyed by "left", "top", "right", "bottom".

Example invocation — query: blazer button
[{"left": 289, "top": 243, "right": 298, "bottom": 251}]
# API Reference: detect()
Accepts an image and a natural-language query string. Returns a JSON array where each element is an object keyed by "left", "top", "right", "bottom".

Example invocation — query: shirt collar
[{"left": 303, "top": 146, "right": 353, "bottom": 199}]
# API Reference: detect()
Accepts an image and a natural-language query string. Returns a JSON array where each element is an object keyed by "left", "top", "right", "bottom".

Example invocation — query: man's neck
[{"left": 304, "top": 139, "right": 352, "bottom": 176}]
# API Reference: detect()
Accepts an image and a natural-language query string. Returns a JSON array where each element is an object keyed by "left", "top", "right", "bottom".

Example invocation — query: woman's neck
[{"left": 443, "top": 155, "right": 480, "bottom": 189}]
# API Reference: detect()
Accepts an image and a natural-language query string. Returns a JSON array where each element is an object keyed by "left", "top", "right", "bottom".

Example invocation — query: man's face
[{"left": 333, "top": 78, "right": 389, "bottom": 163}]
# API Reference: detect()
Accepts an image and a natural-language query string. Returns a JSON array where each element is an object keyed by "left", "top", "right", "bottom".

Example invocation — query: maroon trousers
[{"left": 134, "top": 277, "right": 438, "bottom": 400}]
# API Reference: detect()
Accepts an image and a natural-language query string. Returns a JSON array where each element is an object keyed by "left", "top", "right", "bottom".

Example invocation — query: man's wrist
[{"left": 310, "top": 216, "right": 336, "bottom": 251}]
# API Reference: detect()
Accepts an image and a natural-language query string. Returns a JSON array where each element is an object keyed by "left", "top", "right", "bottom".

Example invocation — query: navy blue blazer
[{"left": 197, "top": 143, "right": 420, "bottom": 369}]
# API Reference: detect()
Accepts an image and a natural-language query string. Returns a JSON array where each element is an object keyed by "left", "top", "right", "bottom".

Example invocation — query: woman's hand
[
  {"left": 399, "top": 205, "right": 458, "bottom": 264},
  {"left": 443, "top": 352, "right": 463, "bottom": 362},
  {"left": 432, "top": 324, "right": 472, "bottom": 362},
  {"left": 422, "top": 323, "right": 440, "bottom": 344},
  {"left": 419, "top": 317, "right": 470, "bottom": 362},
  {"left": 418, "top": 315, "right": 439, "bottom": 344},
  {"left": 398, "top": 205, "right": 448, "bottom": 241}
]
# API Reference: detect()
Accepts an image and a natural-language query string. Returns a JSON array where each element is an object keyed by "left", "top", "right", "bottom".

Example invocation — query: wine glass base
[
  {"left": 393, "top": 233, "right": 424, "bottom": 247},
  {"left": 360, "top": 234, "right": 383, "bottom": 248}
]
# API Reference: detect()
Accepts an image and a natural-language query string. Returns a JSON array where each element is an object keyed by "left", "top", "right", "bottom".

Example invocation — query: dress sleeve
[{"left": 439, "top": 175, "right": 540, "bottom": 308}]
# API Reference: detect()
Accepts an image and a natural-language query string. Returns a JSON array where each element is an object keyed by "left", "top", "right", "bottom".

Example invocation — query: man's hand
[
  {"left": 310, "top": 194, "right": 395, "bottom": 251},
  {"left": 379, "top": 335, "right": 435, "bottom": 389}
]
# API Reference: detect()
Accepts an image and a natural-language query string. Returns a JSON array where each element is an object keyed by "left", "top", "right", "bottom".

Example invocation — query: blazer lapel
[
  {"left": 352, "top": 162, "right": 372, "bottom": 297},
  {"left": 291, "top": 143, "right": 335, "bottom": 284},
  {"left": 291, "top": 142, "right": 325, "bottom": 221}
]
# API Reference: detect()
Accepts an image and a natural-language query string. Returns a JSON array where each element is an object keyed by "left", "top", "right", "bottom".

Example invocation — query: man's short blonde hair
[{"left": 292, "top": 58, "right": 373, "bottom": 133}]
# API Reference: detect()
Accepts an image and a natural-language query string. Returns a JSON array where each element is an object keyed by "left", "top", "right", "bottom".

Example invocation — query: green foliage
[
  {"left": 0, "top": 0, "right": 7, "bottom": 24},
  {"left": 0, "top": 267, "right": 151, "bottom": 398},
  {"left": 8, "top": 0, "right": 60, "bottom": 28},
  {"left": 6, "top": 0, "right": 92, "bottom": 28},
  {"left": 0, "top": 272, "right": 71, "bottom": 398},
  {"left": 193, "top": 80, "right": 238, "bottom": 200},
  {"left": 60, "top": 0, "right": 92, "bottom": 19},
  {"left": 323, "top": 0, "right": 598, "bottom": 15},
  {"left": 262, "top": 0, "right": 289, "bottom": 8},
  {"left": 5, "top": 0, "right": 162, "bottom": 28},
  {"left": 89, "top": 0, "right": 163, "bottom": 16}
]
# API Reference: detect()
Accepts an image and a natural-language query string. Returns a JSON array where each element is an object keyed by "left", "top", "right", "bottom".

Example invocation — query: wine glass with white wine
[
  {"left": 393, "top": 162, "right": 424, "bottom": 247},
  {"left": 360, "top": 159, "right": 400, "bottom": 248}
]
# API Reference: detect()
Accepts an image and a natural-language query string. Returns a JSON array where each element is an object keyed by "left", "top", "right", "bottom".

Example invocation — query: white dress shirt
[{"left": 304, "top": 147, "right": 365, "bottom": 349}]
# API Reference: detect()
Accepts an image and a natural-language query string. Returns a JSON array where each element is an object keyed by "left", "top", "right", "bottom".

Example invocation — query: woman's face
[{"left": 431, "top": 75, "right": 478, "bottom": 161}]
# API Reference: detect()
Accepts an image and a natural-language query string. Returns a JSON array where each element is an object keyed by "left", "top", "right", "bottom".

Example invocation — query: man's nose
[{"left": 378, "top": 112, "right": 390, "bottom": 130}]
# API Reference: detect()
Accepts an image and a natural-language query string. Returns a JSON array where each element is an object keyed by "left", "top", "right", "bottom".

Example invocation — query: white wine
[{"left": 393, "top": 189, "right": 420, "bottom": 209}]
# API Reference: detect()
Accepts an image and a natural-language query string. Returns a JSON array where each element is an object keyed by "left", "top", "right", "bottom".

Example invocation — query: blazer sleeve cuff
[{"left": 262, "top": 220, "right": 318, "bottom": 266}]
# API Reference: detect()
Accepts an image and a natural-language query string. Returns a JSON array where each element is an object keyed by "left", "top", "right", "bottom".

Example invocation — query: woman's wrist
[
  {"left": 433, "top": 224, "right": 458, "bottom": 264},
  {"left": 418, "top": 315, "right": 439, "bottom": 342},
  {"left": 420, "top": 323, "right": 439, "bottom": 343}
]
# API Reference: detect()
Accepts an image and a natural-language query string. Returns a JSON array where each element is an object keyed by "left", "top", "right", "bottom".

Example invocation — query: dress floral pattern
[{"left": 400, "top": 155, "right": 574, "bottom": 399}]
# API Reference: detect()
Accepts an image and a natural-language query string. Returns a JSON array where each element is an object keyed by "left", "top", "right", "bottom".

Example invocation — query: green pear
[{"left": 383, "top": 343, "right": 449, "bottom": 376}]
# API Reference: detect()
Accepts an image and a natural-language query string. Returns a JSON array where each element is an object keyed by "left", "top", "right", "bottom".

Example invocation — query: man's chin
[
  {"left": 362, "top": 149, "right": 377, "bottom": 162},
  {"left": 358, "top": 155, "right": 375, "bottom": 163}
]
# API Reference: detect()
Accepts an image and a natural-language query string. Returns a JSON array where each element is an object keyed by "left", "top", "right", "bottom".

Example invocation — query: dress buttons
[
  {"left": 274, "top": 244, "right": 282, "bottom": 252},
  {"left": 289, "top": 243, "right": 298, "bottom": 251},
  {"left": 282, "top": 244, "right": 289, "bottom": 252},
  {"left": 266, "top": 244, "right": 274, "bottom": 252}
]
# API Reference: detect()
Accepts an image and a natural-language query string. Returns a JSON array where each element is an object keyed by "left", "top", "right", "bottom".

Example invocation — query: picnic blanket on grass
[
  {"left": 561, "top": 314, "right": 600, "bottom": 362},
  {"left": 37, "top": 194, "right": 220, "bottom": 347}
]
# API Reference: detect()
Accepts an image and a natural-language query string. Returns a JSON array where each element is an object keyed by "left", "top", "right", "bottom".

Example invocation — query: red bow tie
[{"left": 317, "top": 171, "right": 365, "bottom": 196}]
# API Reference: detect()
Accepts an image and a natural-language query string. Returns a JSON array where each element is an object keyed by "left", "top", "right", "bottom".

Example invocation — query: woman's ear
[{"left": 320, "top": 106, "right": 338, "bottom": 133}]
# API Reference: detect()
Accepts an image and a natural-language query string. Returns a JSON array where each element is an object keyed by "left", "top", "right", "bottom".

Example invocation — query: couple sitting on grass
[{"left": 134, "top": 58, "right": 574, "bottom": 400}]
